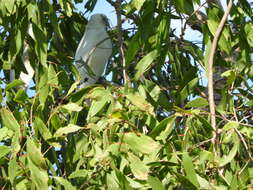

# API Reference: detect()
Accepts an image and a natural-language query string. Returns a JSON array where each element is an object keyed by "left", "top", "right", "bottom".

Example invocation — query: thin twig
[
  {"left": 115, "top": 0, "right": 128, "bottom": 86},
  {"left": 238, "top": 159, "right": 250, "bottom": 175},
  {"left": 234, "top": 128, "right": 253, "bottom": 160},
  {"left": 193, "top": 138, "right": 213, "bottom": 149},
  {"left": 181, "top": 1, "right": 208, "bottom": 38},
  {"left": 207, "top": 0, "right": 233, "bottom": 155},
  {"left": 106, "top": 0, "right": 138, "bottom": 21},
  {"left": 218, "top": 169, "right": 230, "bottom": 185},
  {"left": 105, "top": 0, "right": 116, "bottom": 7},
  {"left": 202, "top": 111, "right": 253, "bottom": 128}
]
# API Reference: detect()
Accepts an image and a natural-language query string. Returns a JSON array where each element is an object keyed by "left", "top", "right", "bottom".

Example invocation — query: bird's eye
[{"left": 84, "top": 77, "right": 89, "bottom": 82}]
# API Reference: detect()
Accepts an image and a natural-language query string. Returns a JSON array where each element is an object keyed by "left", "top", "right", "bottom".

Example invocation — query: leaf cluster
[{"left": 0, "top": 0, "right": 253, "bottom": 189}]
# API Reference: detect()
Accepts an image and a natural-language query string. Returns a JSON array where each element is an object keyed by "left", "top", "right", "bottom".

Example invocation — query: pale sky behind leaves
[{"left": 75, "top": 0, "right": 236, "bottom": 42}]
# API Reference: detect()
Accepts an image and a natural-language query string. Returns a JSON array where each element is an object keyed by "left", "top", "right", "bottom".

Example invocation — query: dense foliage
[{"left": 0, "top": 0, "right": 253, "bottom": 189}]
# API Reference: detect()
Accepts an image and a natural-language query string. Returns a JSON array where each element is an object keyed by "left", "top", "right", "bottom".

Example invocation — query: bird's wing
[
  {"left": 75, "top": 29, "right": 107, "bottom": 86},
  {"left": 74, "top": 29, "right": 95, "bottom": 63},
  {"left": 74, "top": 28, "right": 97, "bottom": 85},
  {"left": 75, "top": 28, "right": 111, "bottom": 67},
  {"left": 87, "top": 32, "right": 112, "bottom": 77}
]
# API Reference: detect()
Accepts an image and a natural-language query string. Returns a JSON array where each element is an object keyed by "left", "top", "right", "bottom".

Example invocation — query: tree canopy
[{"left": 0, "top": 0, "right": 253, "bottom": 189}]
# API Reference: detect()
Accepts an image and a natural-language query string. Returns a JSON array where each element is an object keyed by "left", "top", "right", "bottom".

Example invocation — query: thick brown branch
[{"left": 208, "top": 0, "right": 233, "bottom": 153}]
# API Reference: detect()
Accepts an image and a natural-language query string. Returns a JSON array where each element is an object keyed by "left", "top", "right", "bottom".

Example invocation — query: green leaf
[
  {"left": 126, "top": 91, "right": 154, "bottom": 115},
  {"left": 219, "top": 134, "right": 239, "bottom": 167},
  {"left": 230, "top": 175, "right": 238, "bottom": 190},
  {"left": 107, "top": 143, "right": 128, "bottom": 156},
  {"left": 54, "top": 177, "right": 76, "bottom": 190},
  {"left": 47, "top": 0, "right": 63, "bottom": 39},
  {"left": 130, "top": 0, "right": 145, "bottom": 10},
  {"left": 182, "top": 153, "right": 199, "bottom": 188},
  {"left": 204, "top": 39, "right": 212, "bottom": 69},
  {"left": 11, "top": 132, "right": 21, "bottom": 155},
  {"left": 50, "top": 114, "right": 63, "bottom": 131},
  {"left": 150, "top": 115, "right": 176, "bottom": 138},
  {"left": 0, "top": 127, "right": 13, "bottom": 141},
  {"left": 38, "top": 67, "right": 48, "bottom": 106},
  {"left": 143, "top": 79, "right": 172, "bottom": 110},
  {"left": 87, "top": 87, "right": 112, "bottom": 119},
  {"left": 69, "top": 169, "right": 88, "bottom": 179},
  {"left": 15, "top": 29, "right": 22, "bottom": 56},
  {"left": 199, "top": 150, "right": 213, "bottom": 165},
  {"left": 244, "top": 23, "right": 253, "bottom": 47},
  {"left": 207, "top": 8, "right": 231, "bottom": 53},
  {"left": 115, "top": 169, "right": 134, "bottom": 190},
  {"left": 194, "top": 115, "right": 213, "bottom": 132},
  {"left": 32, "top": 22, "right": 47, "bottom": 67},
  {"left": 62, "top": 102, "right": 83, "bottom": 112},
  {"left": 221, "top": 70, "right": 236, "bottom": 85},
  {"left": 147, "top": 176, "right": 165, "bottom": 190},
  {"left": 128, "top": 152, "right": 149, "bottom": 180},
  {"left": 185, "top": 97, "right": 209, "bottom": 108},
  {"left": 28, "top": 159, "right": 49, "bottom": 190},
  {"left": 122, "top": 133, "right": 161, "bottom": 154},
  {"left": 239, "top": 0, "right": 252, "bottom": 17},
  {"left": 67, "top": 81, "right": 79, "bottom": 96},
  {"left": 14, "top": 89, "right": 28, "bottom": 104},
  {"left": 16, "top": 179, "right": 29, "bottom": 190},
  {"left": 0, "top": 88, "right": 2, "bottom": 103},
  {"left": 106, "top": 172, "right": 120, "bottom": 190},
  {"left": 126, "top": 32, "right": 141, "bottom": 65},
  {"left": 9, "top": 28, "right": 22, "bottom": 58},
  {"left": 48, "top": 64, "right": 58, "bottom": 86},
  {"left": 5, "top": 79, "right": 24, "bottom": 91},
  {"left": 27, "top": 138, "right": 47, "bottom": 170},
  {"left": 196, "top": 175, "right": 213, "bottom": 189},
  {"left": 0, "top": 108, "right": 20, "bottom": 132},
  {"left": 155, "top": 14, "right": 170, "bottom": 47},
  {"left": 8, "top": 158, "right": 18, "bottom": 184},
  {"left": 54, "top": 124, "right": 82, "bottom": 137},
  {"left": 173, "top": 172, "right": 198, "bottom": 190},
  {"left": 3, "top": 61, "right": 11, "bottom": 70},
  {"left": 222, "top": 121, "right": 239, "bottom": 131},
  {"left": 3, "top": 0, "right": 15, "bottom": 13},
  {"left": 135, "top": 50, "right": 158, "bottom": 80},
  {"left": 147, "top": 161, "right": 179, "bottom": 167},
  {"left": 173, "top": 0, "right": 193, "bottom": 14},
  {"left": 59, "top": 0, "right": 73, "bottom": 17},
  {"left": 35, "top": 117, "right": 53, "bottom": 140},
  {"left": 177, "top": 78, "right": 199, "bottom": 104},
  {"left": 0, "top": 146, "right": 11, "bottom": 159}
]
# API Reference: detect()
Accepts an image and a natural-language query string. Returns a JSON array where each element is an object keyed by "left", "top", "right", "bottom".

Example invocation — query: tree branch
[
  {"left": 208, "top": 0, "right": 233, "bottom": 154},
  {"left": 106, "top": 0, "right": 139, "bottom": 24},
  {"left": 115, "top": 0, "right": 128, "bottom": 85}
]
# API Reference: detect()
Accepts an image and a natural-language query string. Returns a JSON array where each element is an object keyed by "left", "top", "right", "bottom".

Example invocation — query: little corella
[{"left": 74, "top": 14, "right": 112, "bottom": 88}]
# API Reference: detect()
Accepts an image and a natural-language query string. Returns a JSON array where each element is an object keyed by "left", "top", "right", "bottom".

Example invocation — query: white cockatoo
[{"left": 74, "top": 14, "right": 112, "bottom": 88}]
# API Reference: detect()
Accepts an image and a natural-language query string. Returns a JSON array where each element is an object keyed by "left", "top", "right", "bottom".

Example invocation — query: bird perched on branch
[{"left": 74, "top": 14, "right": 112, "bottom": 88}]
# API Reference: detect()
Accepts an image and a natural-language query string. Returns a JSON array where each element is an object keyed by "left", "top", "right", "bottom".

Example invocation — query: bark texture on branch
[{"left": 207, "top": 0, "right": 233, "bottom": 156}]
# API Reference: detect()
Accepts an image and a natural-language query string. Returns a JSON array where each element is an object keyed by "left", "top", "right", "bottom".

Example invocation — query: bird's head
[{"left": 88, "top": 14, "right": 110, "bottom": 29}]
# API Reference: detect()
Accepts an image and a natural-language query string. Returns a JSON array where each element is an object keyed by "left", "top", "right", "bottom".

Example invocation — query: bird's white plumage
[{"left": 74, "top": 14, "right": 112, "bottom": 88}]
